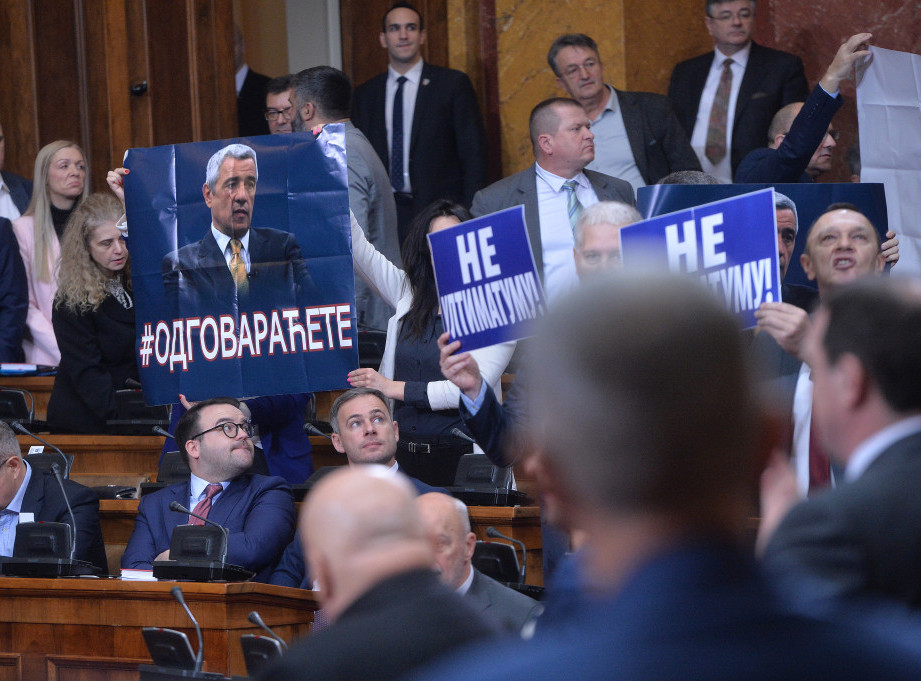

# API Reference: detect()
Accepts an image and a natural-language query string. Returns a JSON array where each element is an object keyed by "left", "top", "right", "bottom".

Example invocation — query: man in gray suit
[
  {"left": 761, "top": 278, "right": 921, "bottom": 610},
  {"left": 291, "top": 66, "right": 401, "bottom": 332},
  {"left": 471, "top": 97, "right": 634, "bottom": 300},
  {"left": 416, "top": 492, "right": 543, "bottom": 634}
]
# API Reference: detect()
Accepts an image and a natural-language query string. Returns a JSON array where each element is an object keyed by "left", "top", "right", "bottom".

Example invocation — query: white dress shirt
[
  {"left": 0, "top": 461, "right": 33, "bottom": 557},
  {"left": 534, "top": 163, "right": 599, "bottom": 301},
  {"left": 690, "top": 43, "right": 751, "bottom": 183},
  {"left": 0, "top": 178, "right": 22, "bottom": 222},
  {"left": 384, "top": 60, "right": 424, "bottom": 194},
  {"left": 188, "top": 473, "right": 229, "bottom": 513}
]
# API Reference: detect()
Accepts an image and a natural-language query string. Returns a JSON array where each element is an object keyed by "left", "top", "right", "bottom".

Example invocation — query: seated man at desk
[
  {"left": 0, "top": 422, "right": 107, "bottom": 573},
  {"left": 121, "top": 397, "right": 295, "bottom": 581},
  {"left": 270, "top": 387, "right": 442, "bottom": 588}
]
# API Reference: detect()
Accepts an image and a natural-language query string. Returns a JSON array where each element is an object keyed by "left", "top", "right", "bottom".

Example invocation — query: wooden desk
[
  {"left": 0, "top": 375, "right": 54, "bottom": 420},
  {"left": 100, "top": 501, "right": 544, "bottom": 585},
  {"left": 16, "top": 434, "right": 344, "bottom": 486},
  {"left": 0, "top": 578, "right": 316, "bottom": 681}
]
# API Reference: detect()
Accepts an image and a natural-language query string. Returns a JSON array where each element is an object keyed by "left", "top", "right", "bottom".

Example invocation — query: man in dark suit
[
  {"left": 471, "top": 98, "right": 634, "bottom": 300},
  {"left": 0, "top": 121, "right": 33, "bottom": 221},
  {"left": 752, "top": 204, "right": 885, "bottom": 504},
  {"left": 735, "top": 33, "right": 870, "bottom": 184},
  {"left": 0, "top": 423, "right": 107, "bottom": 572},
  {"left": 162, "top": 143, "right": 313, "bottom": 314},
  {"left": 0, "top": 218, "right": 27, "bottom": 362},
  {"left": 668, "top": 0, "right": 808, "bottom": 182},
  {"left": 412, "top": 273, "right": 921, "bottom": 681},
  {"left": 269, "top": 387, "right": 443, "bottom": 589},
  {"left": 351, "top": 2, "right": 488, "bottom": 243},
  {"left": 234, "top": 26, "right": 270, "bottom": 137},
  {"left": 257, "top": 467, "right": 499, "bottom": 681},
  {"left": 121, "top": 397, "right": 295, "bottom": 581},
  {"left": 761, "top": 279, "right": 921, "bottom": 610},
  {"left": 548, "top": 34, "right": 700, "bottom": 190},
  {"left": 417, "top": 492, "right": 542, "bottom": 634}
]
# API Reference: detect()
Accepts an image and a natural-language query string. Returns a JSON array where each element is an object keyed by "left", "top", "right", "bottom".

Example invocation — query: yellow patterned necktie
[{"left": 229, "top": 238, "right": 249, "bottom": 293}]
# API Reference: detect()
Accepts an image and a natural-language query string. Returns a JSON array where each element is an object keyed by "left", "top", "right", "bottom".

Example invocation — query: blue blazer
[
  {"left": 121, "top": 474, "right": 295, "bottom": 582},
  {"left": 2, "top": 170, "right": 32, "bottom": 214},
  {"left": 734, "top": 85, "right": 843, "bottom": 184}
]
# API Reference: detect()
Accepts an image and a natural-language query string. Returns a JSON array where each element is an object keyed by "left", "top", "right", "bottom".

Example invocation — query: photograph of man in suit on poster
[{"left": 161, "top": 143, "right": 315, "bottom": 316}]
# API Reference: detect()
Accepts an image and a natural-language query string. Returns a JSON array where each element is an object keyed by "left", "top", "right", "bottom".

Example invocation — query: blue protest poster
[
  {"left": 123, "top": 127, "right": 358, "bottom": 404},
  {"left": 621, "top": 188, "right": 780, "bottom": 329},
  {"left": 427, "top": 206, "right": 546, "bottom": 351},
  {"left": 637, "top": 182, "right": 889, "bottom": 289}
]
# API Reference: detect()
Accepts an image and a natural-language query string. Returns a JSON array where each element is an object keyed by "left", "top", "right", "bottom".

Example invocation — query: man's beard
[{"left": 291, "top": 108, "right": 306, "bottom": 133}]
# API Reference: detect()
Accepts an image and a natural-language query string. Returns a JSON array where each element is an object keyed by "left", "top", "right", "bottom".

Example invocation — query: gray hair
[
  {"left": 774, "top": 191, "right": 799, "bottom": 234},
  {"left": 0, "top": 422, "right": 20, "bottom": 462},
  {"left": 205, "top": 143, "right": 258, "bottom": 191},
  {"left": 574, "top": 201, "right": 642, "bottom": 248}
]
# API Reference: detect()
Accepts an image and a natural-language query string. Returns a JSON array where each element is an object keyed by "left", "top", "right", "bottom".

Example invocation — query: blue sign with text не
[
  {"left": 620, "top": 188, "right": 780, "bottom": 329},
  {"left": 428, "top": 206, "right": 546, "bottom": 351}
]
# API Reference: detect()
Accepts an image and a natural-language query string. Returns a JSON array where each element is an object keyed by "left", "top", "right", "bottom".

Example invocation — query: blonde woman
[
  {"left": 46, "top": 193, "right": 137, "bottom": 434},
  {"left": 12, "top": 140, "right": 88, "bottom": 365}
]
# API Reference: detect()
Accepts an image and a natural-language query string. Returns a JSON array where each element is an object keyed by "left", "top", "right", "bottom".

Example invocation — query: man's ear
[
  {"left": 537, "top": 133, "right": 553, "bottom": 157},
  {"left": 800, "top": 251, "right": 816, "bottom": 281},
  {"left": 770, "top": 133, "right": 786, "bottom": 150},
  {"left": 300, "top": 102, "right": 315, "bottom": 123},
  {"left": 202, "top": 183, "right": 214, "bottom": 208},
  {"left": 837, "top": 352, "right": 872, "bottom": 411},
  {"left": 330, "top": 432, "right": 345, "bottom": 454},
  {"left": 875, "top": 252, "right": 886, "bottom": 273},
  {"left": 419, "top": 28, "right": 426, "bottom": 46},
  {"left": 185, "top": 439, "right": 201, "bottom": 463},
  {"left": 379, "top": 32, "right": 387, "bottom": 49},
  {"left": 463, "top": 531, "right": 476, "bottom": 563}
]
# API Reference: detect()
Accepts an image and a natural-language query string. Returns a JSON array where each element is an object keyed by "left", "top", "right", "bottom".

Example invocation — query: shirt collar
[
  {"left": 5, "top": 460, "right": 33, "bottom": 514},
  {"left": 190, "top": 473, "right": 229, "bottom": 501},
  {"left": 845, "top": 415, "right": 921, "bottom": 482},
  {"left": 235, "top": 64, "right": 249, "bottom": 94},
  {"left": 388, "top": 59, "right": 424, "bottom": 85},
  {"left": 601, "top": 84, "right": 618, "bottom": 116},
  {"left": 455, "top": 564, "right": 475, "bottom": 595},
  {"left": 534, "top": 162, "right": 589, "bottom": 192},
  {"left": 714, "top": 42, "right": 751, "bottom": 70},
  {"left": 211, "top": 225, "right": 251, "bottom": 255}
]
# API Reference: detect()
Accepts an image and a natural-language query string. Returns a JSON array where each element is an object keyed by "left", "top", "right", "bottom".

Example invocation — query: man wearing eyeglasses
[
  {"left": 121, "top": 397, "right": 296, "bottom": 581},
  {"left": 668, "top": 0, "right": 809, "bottom": 182},
  {"left": 735, "top": 33, "right": 871, "bottom": 183},
  {"left": 265, "top": 74, "right": 295, "bottom": 135},
  {"left": 548, "top": 34, "right": 700, "bottom": 192}
]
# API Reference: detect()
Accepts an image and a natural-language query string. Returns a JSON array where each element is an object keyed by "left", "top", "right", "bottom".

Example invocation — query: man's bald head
[
  {"left": 416, "top": 492, "right": 475, "bottom": 589},
  {"left": 301, "top": 467, "right": 432, "bottom": 621},
  {"left": 767, "top": 102, "right": 802, "bottom": 148}
]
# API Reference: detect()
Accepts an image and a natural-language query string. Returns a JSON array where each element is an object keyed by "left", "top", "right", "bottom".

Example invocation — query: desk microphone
[
  {"left": 50, "top": 463, "right": 78, "bottom": 562},
  {"left": 450, "top": 427, "right": 477, "bottom": 446},
  {"left": 152, "top": 425, "right": 173, "bottom": 440},
  {"left": 11, "top": 421, "right": 70, "bottom": 474},
  {"left": 170, "top": 586, "right": 204, "bottom": 673},
  {"left": 303, "top": 423, "right": 332, "bottom": 440},
  {"left": 168, "top": 501, "right": 230, "bottom": 564},
  {"left": 486, "top": 526, "right": 527, "bottom": 585},
  {"left": 247, "top": 611, "right": 288, "bottom": 651}
]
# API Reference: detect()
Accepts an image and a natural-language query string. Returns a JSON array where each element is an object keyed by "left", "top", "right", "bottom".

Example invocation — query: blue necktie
[
  {"left": 390, "top": 76, "right": 407, "bottom": 193},
  {"left": 563, "top": 180, "right": 583, "bottom": 232}
]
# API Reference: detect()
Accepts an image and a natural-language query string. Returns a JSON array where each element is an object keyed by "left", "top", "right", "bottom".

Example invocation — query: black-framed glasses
[
  {"left": 265, "top": 106, "right": 292, "bottom": 121},
  {"left": 192, "top": 420, "right": 254, "bottom": 440}
]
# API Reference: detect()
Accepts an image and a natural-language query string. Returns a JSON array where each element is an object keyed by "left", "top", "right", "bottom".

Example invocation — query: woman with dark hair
[
  {"left": 46, "top": 193, "right": 138, "bottom": 433},
  {"left": 347, "top": 200, "right": 515, "bottom": 481}
]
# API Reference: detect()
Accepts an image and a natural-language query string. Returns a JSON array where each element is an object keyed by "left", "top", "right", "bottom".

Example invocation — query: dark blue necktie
[{"left": 390, "top": 75, "right": 407, "bottom": 193}]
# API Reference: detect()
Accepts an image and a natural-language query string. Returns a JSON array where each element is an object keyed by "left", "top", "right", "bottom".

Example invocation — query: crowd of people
[{"left": 2, "top": 0, "right": 921, "bottom": 678}]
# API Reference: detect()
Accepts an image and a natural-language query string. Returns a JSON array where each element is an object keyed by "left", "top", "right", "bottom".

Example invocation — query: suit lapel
[
  {"left": 207, "top": 477, "right": 247, "bottom": 527},
  {"left": 518, "top": 167, "right": 543, "bottom": 279},
  {"left": 615, "top": 90, "right": 649, "bottom": 181},
  {"left": 167, "top": 483, "right": 192, "bottom": 534},
  {"left": 20, "top": 468, "right": 44, "bottom": 513},
  {"left": 409, "top": 63, "right": 433, "bottom": 156},
  {"left": 197, "top": 231, "right": 236, "bottom": 295},
  {"left": 370, "top": 76, "right": 390, "bottom": 163},
  {"left": 734, "top": 42, "right": 765, "bottom": 125},
  {"left": 685, "top": 57, "right": 711, "bottom": 128}
]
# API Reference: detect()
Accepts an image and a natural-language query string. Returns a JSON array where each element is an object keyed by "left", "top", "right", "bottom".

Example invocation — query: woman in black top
[{"left": 47, "top": 193, "right": 137, "bottom": 433}]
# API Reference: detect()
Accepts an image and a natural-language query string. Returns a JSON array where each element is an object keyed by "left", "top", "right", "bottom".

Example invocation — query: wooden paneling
[{"left": 1, "top": 0, "right": 236, "bottom": 191}]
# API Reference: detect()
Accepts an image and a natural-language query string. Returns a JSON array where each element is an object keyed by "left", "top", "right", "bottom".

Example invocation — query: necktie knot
[
  {"left": 397, "top": 75, "right": 407, "bottom": 86},
  {"left": 189, "top": 484, "right": 223, "bottom": 525},
  {"left": 229, "top": 239, "right": 248, "bottom": 293},
  {"left": 723, "top": 58, "right": 734, "bottom": 70},
  {"left": 230, "top": 238, "right": 242, "bottom": 256},
  {"left": 203, "top": 483, "right": 222, "bottom": 501},
  {"left": 562, "top": 180, "right": 583, "bottom": 232}
]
